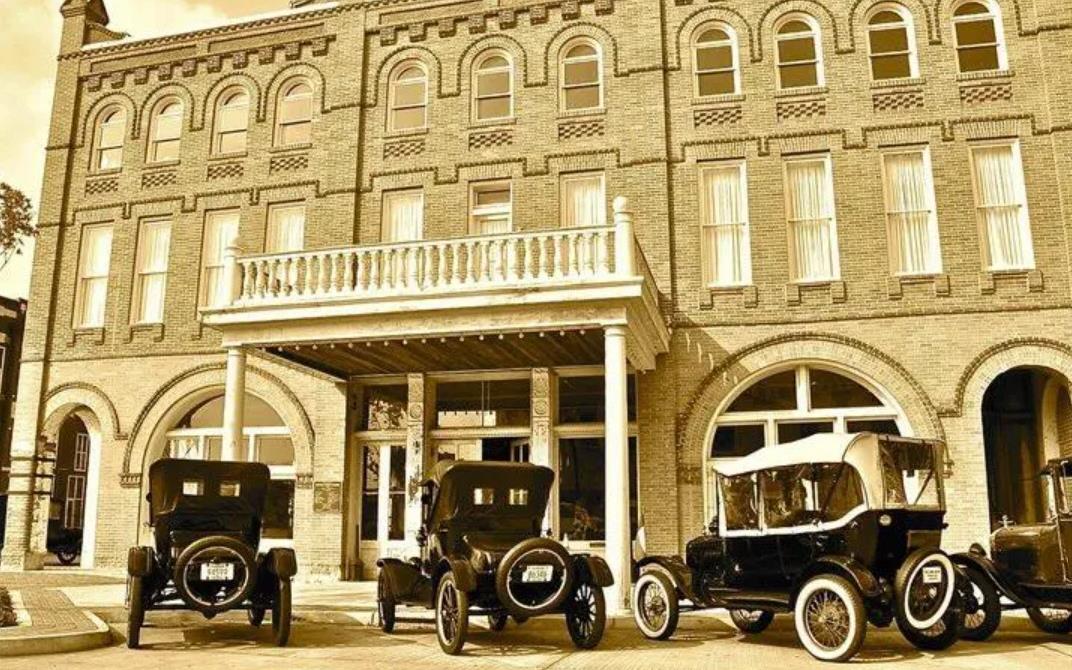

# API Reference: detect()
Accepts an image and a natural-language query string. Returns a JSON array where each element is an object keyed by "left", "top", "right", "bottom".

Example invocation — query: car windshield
[
  {"left": 759, "top": 463, "right": 866, "bottom": 529},
  {"left": 880, "top": 441, "right": 941, "bottom": 508},
  {"left": 721, "top": 473, "right": 758, "bottom": 531}
]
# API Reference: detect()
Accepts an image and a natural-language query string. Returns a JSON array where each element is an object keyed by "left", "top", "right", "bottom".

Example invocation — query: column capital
[{"left": 604, "top": 324, "right": 628, "bottom": 338}]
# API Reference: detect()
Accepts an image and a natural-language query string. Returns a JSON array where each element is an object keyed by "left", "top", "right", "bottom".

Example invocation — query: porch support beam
[
  {"left": 221, "top": 347, "right": 247, "bottom": 461},
  {"left": 531, "top": 368, "right": 557, "bottom": 536},
  {"left": 404, "top": 373, "right": 429, "bottom": 549},
  {"left": 604, "top": 324, "right": 631, "bottom": 614}
]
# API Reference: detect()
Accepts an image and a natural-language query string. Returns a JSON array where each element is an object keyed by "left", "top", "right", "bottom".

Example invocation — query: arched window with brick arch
[
  {"left": 866, "top": 3, "right": 919, "bottom": 80},
  {"left": 388, "top": 61, "right": 428, "bottom": 132},
  {"left": 774, "top": 13, "right": 824, "bottom": 90},
  {"left": 93, "top": 105, "right": 126, "bottom": 171},
  {"left": 952, "top": 0, "right": 1007, "bottom": 73},
  {"left": 147, "top": 97, "right": 184, "bottom": 164},
  {"left": 560, "top": 38, "right": 603, "bottom": 112},
  {"left": 472, "top": 50, "right": 514, "bottom": 122},
  {"left": 692, "top": 23, "right": 740, "bottom": 97},
  {"left": 213, "top": 87, "right": 250, "bottom": 155},
  {"left": 275, "top": 79, "right": 314, "bottom": 147}
]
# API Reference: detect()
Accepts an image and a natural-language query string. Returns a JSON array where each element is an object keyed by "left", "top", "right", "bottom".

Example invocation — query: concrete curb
[{"left": 0, "top": 610, "right": 113, "bottom": 657}]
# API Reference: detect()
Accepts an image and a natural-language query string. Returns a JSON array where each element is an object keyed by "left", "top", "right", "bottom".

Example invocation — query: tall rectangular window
[
  {"left": 881, "top": 149, "right": 941, "bottom": 276},
  {"left": 560, "top": 172, "right": 606, "bottom": 228},
  {"left": 699, "top": 162, "right": 751, "bottom": 287},
  {"left": 199, "top": 210, "right": 240, "bottom": 308},
  {"left": 266, "top": 203, "right": 305, "bottom": 253},
  {"left": 382, "top": 189, "right": 424, "bottom": 243},
  {"left": 970, "top": 142, "right": 1034, "bottom": 271},
  {"left": 74, "top": 224, "right": 113, "bottom": 328},
  {"left": 784, "top": 156, "right": 839, "bottom": 282},
  {"left": 132, "top": 218, "right": 172, "bottom": 324},
  {"left": 469, "top": 181, "right": 512, "bottom": 235}
]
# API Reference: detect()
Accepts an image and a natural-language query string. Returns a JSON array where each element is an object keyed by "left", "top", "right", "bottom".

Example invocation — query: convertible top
[
  {"left": 716, "top": 433, "right": 871, "bottom": 478},
  {"left": 147, "top": 458, "right": 270, "bottom": 519},
  {"left": 424, "top": 460, "right": 554, "bottom": 527}
]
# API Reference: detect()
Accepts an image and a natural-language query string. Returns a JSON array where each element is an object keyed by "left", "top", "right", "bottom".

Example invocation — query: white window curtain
[
  {"left": 971, "top": 143, "right": 1033, "bottom": 270},
  {"left": 700, "top": 163, "right": 751, "bottom": 286},
  {"left": 785, "top": 158, "right": 839, "bottom": 282},
  {"left": 133, "top": 219, "right": 172, "bottom": 323},
  {"left": 201, "top": 211, "right": 240, "bottom": 308},
  {"left": 382, "top": 190, "right": 424, "bottom": 242},
  {"left": 76, "top": 225, "right": 113, "bottom": 327},
  {"left": 882, "top": 151, "right": 941, "bottom": 275},
  {"left": 266, "top": 204, "right": 306, "bottom": 253},
  {"left": 561, "top": 174, "right": 606, "bottom": 228}
]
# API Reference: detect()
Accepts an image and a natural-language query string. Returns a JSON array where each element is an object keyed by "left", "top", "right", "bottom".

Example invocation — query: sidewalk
[{"left": 0, "top": 570, "right": 116, "bottom": 656}]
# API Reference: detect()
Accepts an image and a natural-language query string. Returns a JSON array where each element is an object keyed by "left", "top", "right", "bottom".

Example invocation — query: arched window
[
  {"left": 560, "top": 39, "right": 603, "bottom": 111},
  {"left": 93, "top": 106, "right": 126, "bottom": 171},
  {"left": 388, "top": 62, "right": 428, "bottom": 132},
  {"left": 867, "top": 5, "right": 918, "bottom": 80},
  {"left": 276, "top": 80, "right": 313, "bottom": 147},
  {"left": 214, "top": 88, "right": 250, "bottom": 155},
  {"left": 147, "top": 99, "right": 184, "bottom": 163},
  {"left": 953, "top": 1, "right": 1006, "bottom": 73},
  {"left": 473, "top": 51, "right": 513, "bottom": 121},
  {"left": 693, "top": 24, "right": 740, "bottom": 97},
  {"left": 775, "top": 15, "right": 824, "bottom": 89},
  {"left": 165, "top": 393, "right": 295, "bottom": 540}
]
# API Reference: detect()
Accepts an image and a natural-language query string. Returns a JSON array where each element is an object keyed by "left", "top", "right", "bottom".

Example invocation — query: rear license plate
[
  {"left": 522, "top": 565, "right": 553, "bottom": 583},
  {"left": 200, "top": 563, "right": 235, "bottom": 581},
  {"left": 922, "top": 566, "right": 943, "bottom": 584}
]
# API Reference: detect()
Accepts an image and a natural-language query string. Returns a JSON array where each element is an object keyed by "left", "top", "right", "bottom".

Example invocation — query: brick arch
[
  {"left": 77, "top": 92, "right": 138, "bottom": 149},
  {"left": 199, "top": 73, "right": 263, "bottom": 130},
  {"left": 951, "top": 338, "right": 1072, "bottom": 419},
  {"left": 541, "top": 22, "right": 622, "bottom": 85},
  {"left": 756, "top": 0, "right": 847, "bottom": 61},
  {"left": 934, "top": 0, "right": 1027, "bottom": 42},
  {"left": 367, "top": 46, "right": 443, "bottom": 108},
  {"left": 671, "top": 5, "right": 756, "bottom": 70},
  {"left": 139, "top": 83, "right": 196, "bottom": 137},
  {"left": 42, "top": 382, "right": 123, "bottom": 441},
  {"left": 847, "top": 0, "right": 936, "bottom": 47},
  {"left": 123, "top": 361, "right": 315, "bottom": 478},
  {"left": 454, "top": 34, "right": 530, "bottom": 96},
  {"left": 262, "top": 62, "right": 329, "bottom": 122}
]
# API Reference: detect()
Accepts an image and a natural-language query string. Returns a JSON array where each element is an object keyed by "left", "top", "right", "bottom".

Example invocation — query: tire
[
  {"left": 895, "top": 550, "right": 958, "bottom": 632},
  {"left": 1027, "top": 607, "right": 1072, "bottom": 634},
  {"left": 495, "top": 538, "right": 574, "bottom": 619},
  {"left": 899, "top": 605, "right": 963, "bottom": 651},
  {"left": 272, "top": 578, "right": 292, "bottom": 647},
  {"left": 488, "top": 612, "right": 509, "bottom": 632},
  {"left": 632, "top": 571, "right": 680, "bottom": 640},
  {"left": 794, "top": 574, "right": 867, "bottom": 663},
  {"left": 730, "top": 609, "right": 775, "bottom": 634},
  {"left": 436, "top": 572, "right": 469, "bottom": 655},
  {"left": 56, "top": 549, "right": 79, "bottom": 566},
  {"left": 173, "top": 535, "right": 258, "bottom": 615},
  {"left": 248, "top": 607, "right": 265, "bottom": 627},
  {"left": 565, "top": 582, "right": 606, "bottom": 650},
  {"left": 377, "top": 571, "right": 397, "bottom": 633},
  {"left": 126, "top": 575, "right": 145, "bottom": 650},
  {"left": 960, "top": 567, "right": 1001, "bottom": 641}
]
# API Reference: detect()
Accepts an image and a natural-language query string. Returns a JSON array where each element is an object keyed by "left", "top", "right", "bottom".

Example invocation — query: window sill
[
  {"left": 67, "top": 327, "right": 105, "bottom": 347},
  {"left": 144, "top": 160, "right": 180, "bottom": 170},
  {"left": 887, "top": 273, "right": 950, "bottom": 299},
  {"left": 980, "top": 268, "right": 1043, "bottom": 294},
  {"left": 785, "top": 279, "right": 846, "bottom": 306},
  {"left": 126, "top": 322, "right": 165, "bottom": 342},
  {"left": 88, "top": 168, "right": 122, "bottom": 178},
  {"left": 269, "top": 143, "right": 313, "bottom": 154},
  {"left": 871, "top": 76, "right": 926, "bottom": 90},
  {"left": 705, "top": 284, "right": 758, "bottom": 309},
  {"left": 557, "top": 108, "right": 606, "bottom": 121},
  {"left": 470, "top": 117, "right": 516, "bottom": 129},
  {"left": 208, "top": 151, "right": 247, "bottom": 162},
  {"left": 384, "top": 127, "right": 429, "bottom": 140},
  {"left": 774, "top": 85, "right": 828, "bottom": 100},
  {"left": 692, "top": 93, "right": 745, "bottom": 107},
  {"left": 956, "top": 69, "right": 1014, "bottom": 83}
]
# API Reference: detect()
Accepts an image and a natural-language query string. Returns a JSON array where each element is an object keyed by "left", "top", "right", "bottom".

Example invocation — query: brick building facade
[
  {"left": 3, "top": 0, "right": 1072, "bottom": 611},
  {"left": 0, "top": 296, "right": 27, "bottom": 545}
]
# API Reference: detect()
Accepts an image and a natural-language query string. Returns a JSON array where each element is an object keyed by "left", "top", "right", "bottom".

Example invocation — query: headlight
[{"left": 879, "top": 514, "right": 893, "bottom": 527}]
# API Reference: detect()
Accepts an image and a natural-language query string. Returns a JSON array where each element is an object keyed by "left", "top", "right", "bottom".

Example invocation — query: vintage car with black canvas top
[
  {"left": 125, "top": 459, "right": 298, "bottom": 648},
  {"left": 955, "top": 457, "right": 1072, "bottom": 640},
  {"left": 632, "top": 433, "right": 965, "bottom": 662},
  {"left": 376, "top": 460, "right": 614, "bottom": 655}
]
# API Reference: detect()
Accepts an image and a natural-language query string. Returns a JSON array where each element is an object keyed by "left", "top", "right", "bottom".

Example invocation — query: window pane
[
  {"left": 872, "top": 53, "right": 912, "bottom": 80},
  {"left": 698, "top": 28, "right": 730, "bottom": 43},
  {"left": 810, "top": 369, "right": 883, "bottom": 408},
  {"left": 561, "top": 174, "right": 606, "bottom": 227},
  {"left": 870, "top": 27, "right": 909, "bottom": 54},
  {"left": 153, "top": 139, "right": 181, "bottom": 163},
  {"left": 778, "top": 36, "right": 817, "bottom": 63},
  {"left": 155, "top": 110, "right": 182, "bottom": 141},
  {"left": 99, "top": 147, "right": 123, "bottom": 171},
  {"left": 761, "top": 465, "right": 816, "bottom": 528},
  {"left": 100, "top": 120, "right": 125, "bottom": 148},
  {"left": 392, "top": 107, "right": 425, "bottom": 130},
  {"left": 256, "top": 436, "right": 294, "bottom": 466},
  {"left": 559, "top": 438, "right": 605, "bottom": 541},
  {"left": 363, "top": 446, "right": 380, "bottom": 492},
  {"left": 477, "top": 97, "right": 511, "bottom": 120},
  {"left": 262, "top": 480, "right": 294, "bottom": 539},
  {"left": 281, "top": 122, "right": 311, "bottom": 146},
  {"left": 698, "top": 72, "right": 736, "bottom": 96},
  {"left": 281, "top": 92, "right": 313, "bottom": 124},
  {"left": 389, "top": 445, "right": 407, "bottom": 491},
  {"left": 218, "top": 131, "right": 246, "bottom": 155},
  {"left": 266, "top": 204, "right": 305, "bottom": 255},
  {"left": 711, "top": 424, "right": 765, "bottom": 458},
  {"left": 777, "top": 421, "right": 834, "bottom": 443},
  {"left": 720, "top": 474, "right": 758, "bottom": 530},
  {"left": 846, "top": 419, "right": 901, "bottom": 436},
  {"left": 816, "top": 464, "right": 865, "bottom": 521},
  {"left": 478, "top": 71, "right": 510, "bottom": 96},
  {"left": 958, "top": 45, "right": 1000, "bottom": 72},
  {"left": 870, "top": 10, "right": 904, "bottom": 25},
  {"left": 696, "top": 45, "right": 734, "bottom": 71},
  {"left": 388, "top": 492, "right": 405, "bottom": 540},
  {"left": 565, "top": 86, "right": 600, "bottom": 110},
  {"left": 382, "top": 190, "right": 423, "bottom": 242},
  {"left": 360, "top": 492, "right": 379, "bottom": 540},
  {"left": 436, "top": 379, "right": 530, "bottom": 428},
  {"left": 728, "top": 370, "right": 797, "bottom": 412},
  {"left": 779, "top": 63, "right": 819, "bottom": 88},
  {"left": 564, "top": 60, "right": 599, "bottom": 86},
  {"left": 393, "top": 80, "right": 426, "bottom": 107},
  {"left": 956, "top": 19, "right": 997, "bottom": 46},
  {"left": 778, "top": 20, "right": 812, "bottom": 35},
  {"left": 364, "top": 385, "right": 407, "bottom": 431},
  {"left": 566, "top": 44, "right": 597, "bottom": 58}
]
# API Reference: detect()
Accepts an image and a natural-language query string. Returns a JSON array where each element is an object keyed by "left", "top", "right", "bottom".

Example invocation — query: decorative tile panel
[
  {"left": 558, "top": 119, "right": 606, "bottom": 141},
  {"left": 694, "top": 106, "right": 742, "bottom": 128},
  {"left": 776, "top": 99, "right": 827, "bottom": 122},
  {"left": 270, "top": 153, "right": 310, "bottom": 174},
  {"left": 384, "top": 138, "right": 425, "bottom": 160},
  {"left": 141, "top": 171, "right": 177, "bottom": 189},
  {"left": 873, "top": 90, "right": 924, "bottom": 113},
  {"left": 469, "top": 129, "right": 513, "bottom": 150},
  {"left": 207, "top": 162, "right": 244, "bottom": 181},
  {"left": 960, "top": 82, "right": 1013, "bottom": 105},
  {"left": 85, "top": 177, "right": 118, "bottom": 196}
]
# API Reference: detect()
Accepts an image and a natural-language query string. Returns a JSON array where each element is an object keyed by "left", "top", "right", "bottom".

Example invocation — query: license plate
[
  {"left": 922, "top": 566, "right": 943, "bottom": 584},
  {"left": 522, "top": 565, "right": 553, "bottom": 583},
  {"left": 200, "top": 563, "right": 235, "bottom": 581}
]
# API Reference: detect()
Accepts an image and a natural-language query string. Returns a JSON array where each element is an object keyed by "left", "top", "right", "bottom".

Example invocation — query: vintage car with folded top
[
  {"left": 376, "top": 460, "right": 614, "bottom": 655},
  {"left": 125, "top": 459, "right": 297, "bottom": 648},
  {"left": 632, "top": 433, "right": 965, "bottom": 662},
  {"left": 955, "top": 456, "right": 1072, "bottom": 640}
]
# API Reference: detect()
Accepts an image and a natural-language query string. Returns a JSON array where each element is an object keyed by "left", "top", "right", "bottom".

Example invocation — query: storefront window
[
  {"left": 360, "top": 444, "right": 406, "bottom": 542},
  {"left": 436, "top": 378, "right": 530, "bottom": 428},
  {"left": 558, "top": 437, "right": 637, "bottom": 542},
  {"left": 363, "top": 385, "right": 407, "bottom": 431},
  {"left": 557, "top": 375, "right": 637, "bottom": 423}
]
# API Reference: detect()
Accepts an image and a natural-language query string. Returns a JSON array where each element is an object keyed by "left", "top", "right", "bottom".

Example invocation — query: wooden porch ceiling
[{"left": 261, "top": 327, "right": 606, "bottom": 377}]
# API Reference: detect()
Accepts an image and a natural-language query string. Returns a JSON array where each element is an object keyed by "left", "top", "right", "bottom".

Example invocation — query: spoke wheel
[
  {"left": 959, "top": 567, "right": 1001, "bottom": 641},
  {"left": 633, "top": 571, "right": 679, "bottom": 640},
  {"left": 377, "top": 572, "right": 397, "bottom": 633},
  {"left": 730, "top": 609, "right": 774, "bottom": 634},
  {"left": 565, "top": 582, "right": 606, "bottom": 649},
  {"left": 794, "top": 574, "right": 866, "bottom": 663},
  {"left": 899, "top": 603, "right": 963, "bottom": 651},
  {"left": 436, "top": 572, "right": 469, "bottom": 655},
  {"left": 1027, "top": 607, "right": 1072, "bottom": 634}
]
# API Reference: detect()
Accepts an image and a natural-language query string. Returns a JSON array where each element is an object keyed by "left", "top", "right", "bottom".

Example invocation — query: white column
[
  {"left": 604, "top": 325, "right": 631, "bottom": 614},
  {"left": 221, "top": 348, "right": 247, "bottom": 461},
  {"left": 613, "top": 196, "right": 635, "bottom": 277}
]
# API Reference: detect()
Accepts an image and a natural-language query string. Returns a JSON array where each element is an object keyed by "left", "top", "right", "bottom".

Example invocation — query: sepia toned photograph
[{"left": 0, "top": 1, "right": 1070, "bottom": 667}]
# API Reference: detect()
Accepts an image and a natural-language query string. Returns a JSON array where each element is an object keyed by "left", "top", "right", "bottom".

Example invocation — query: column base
[{"left": 0, "top": 550, "right": 47, "bottom": 572}]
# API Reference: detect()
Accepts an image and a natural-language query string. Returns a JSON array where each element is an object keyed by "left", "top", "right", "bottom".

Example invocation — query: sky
[{"left": 0, "top": 0, "right": 289, "bottom": 299}]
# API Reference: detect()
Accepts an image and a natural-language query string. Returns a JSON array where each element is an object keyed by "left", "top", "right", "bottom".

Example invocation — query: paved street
[{"left": 2, "top": 611, "right": 1069, "bottom": 670}]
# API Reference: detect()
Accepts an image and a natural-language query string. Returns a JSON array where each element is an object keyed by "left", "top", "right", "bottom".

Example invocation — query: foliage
[
  {"left": 0, "top": 183, "right": 35, "bottom": 272},
  {"left": 0, "top": 587, "right": 16, "bottom": 627}
]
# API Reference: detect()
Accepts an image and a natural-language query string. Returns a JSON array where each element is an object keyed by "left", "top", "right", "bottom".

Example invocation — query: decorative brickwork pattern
[
  {"left": 269, "top": 153, "right": 310, "bottom": 174},
  {"left": 141, "top": 170, "right": 177, "bottom": 189},
  {"left": 558, "top": 118, "right": 606, "bottom": 141},
  {"left": 84, "top": 178, "right": 118, "bottom": 196},
  {"left": 207, "top": 162, "right": 244, "bottom": 180},
  {"left": 383, "top": 138, "right": 425, "bottom": 159},
  {"left": 776, "top": 99, "right": 827, "bottom": 121},
  {"left": 960, "top": 82, "right": 1013, "bottom": 105},
  {"left": 693, "top": 106, "right": 743, "bottom": 128},
  {"left": 468, "top": 129, "right": 513, "bottom": 150},
  {"left": 873, "top": 90, "right": 924, "bottom": 113}
]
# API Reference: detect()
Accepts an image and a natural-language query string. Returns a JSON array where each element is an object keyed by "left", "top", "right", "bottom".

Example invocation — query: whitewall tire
[
  {"left": 632, "top": 570, "right": 679, "bottom": 640},
  {"left": 794, "top": 574, "right": 866, "bottom": 663}
]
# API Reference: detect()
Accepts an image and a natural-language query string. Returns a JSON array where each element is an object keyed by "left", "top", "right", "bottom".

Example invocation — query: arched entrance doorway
[
  {"left": 44, "top": 409, "right": 103, "bottom": 568},
  {"left": 981, "top": 367, "right": 1069, "bottom": 528}
]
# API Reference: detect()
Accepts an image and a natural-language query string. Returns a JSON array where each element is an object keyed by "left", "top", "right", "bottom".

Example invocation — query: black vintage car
[
  {"left": 125, "top": 459, "right": 298, "bottom": 648},
  {"left": 955, "top": 457, "right": 1072, "bottom": 640},
  {"left": 376, "top": 460, "right": 614, "bottom": 655},
  {"left": 633, "top": 433, "right": 965, "bottom": 662}
]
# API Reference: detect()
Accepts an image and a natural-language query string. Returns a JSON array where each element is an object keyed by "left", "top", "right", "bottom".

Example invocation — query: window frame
[
  {"left": 147, "top": 98, "right": 184, "bottom": 164},
  {"left": 560, "top": 38, "right": 604, "bottom": 113},
  {"left": 879, "top": 146, "right": 943, "bottom": 276},
  {"left": 559, "top": 171, "right": 607, "bottom": 228},
  {"left": 472, "top": 51, "right": 514, "bottom": 123},
  {"left": 866, "top": 4, "right": 920, "bottom": 81},
  {"left": 783, "top": 153, "right": 840, "bottom": 283},
  {"left": 130, "top": 217, "right": 173, "bottom": 325},
  {"left": 952, "top": 0, "right": 1008, "bottom": 74},
  {"left": 699, "top": 160, "right": 752, "bottom": 288},
  {"left": 381, "top": 188, "right": 425, "bottom": 243},
  {"left": 213, "top": 87, "right": 251, "bottom": 156},
  {"left": 198, "top": 209, "right": 241, "bottom": 310},
  {"left": 93, "top": 106, "right": 126, "bottom": 172},
  {"left": 73, "top": 223, "right": 114, "bottom": 329},
  {"left": 275, "top": 80, "right": 314, "bottom": 147},
  {"left": 387, "top": 61, "right": 429, "bottom": 133},
  {"left": 692, "top": 23, "right": 741, "bottom": 98},
  {"left": 265, "top": 202, "right": 307, "bottom": 254},
  {"left": 774, "top": 13, "right": 825, "bottom": 90},
  {"left": 967, "top": 139, "right": 1035, "bottom": 272},
  {"left": 469, "top": 179, "right": 514, "bottom": 234}
]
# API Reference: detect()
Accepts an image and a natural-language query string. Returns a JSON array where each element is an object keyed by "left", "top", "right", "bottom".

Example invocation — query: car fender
[
  {"left": 573, "top": 554, "right": 615, "bottom": 587},
  {"left": 636, "top": 556, "right": 694, "bottom": 600},
  {"left": 951, "top": 550, "right": 1028, "bottom": 606},
  {"left": 797, "top": 555, "right": 882, "bottom": 601},
  {"left": 265, "top": 547, "right": 298, "bottom": 580},
  {"left": 378, "top": 558, "right": 427, "bottom": 601},
  {"left": 127, "top": 545, "right": 155, "bottom": 578},
  {"left": 434, "top": 557, "right": 477, "bottom": 593}
]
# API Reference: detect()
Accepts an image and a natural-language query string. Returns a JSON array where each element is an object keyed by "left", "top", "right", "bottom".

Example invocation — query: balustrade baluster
[
  {"left": 422, "top": 245, "right": 435, "bottom": 289},
  {"left": 241, "top": 262, "right": 253, "bottom": 301},
  {"left": 596, "top": 231, "right": 610, "bottom": 274},
  {"left": 506, "top": 238, "right": 518, "bottom": 281},
  {"left": 465, "top": 242, "right": 476, "bottom": 284},
  {"left": 370, "top": 250, "right": 381, "bottom": 292},
  {"left": 355, "top": 252, "right": 366, "bottom": 293},
  {"left": 536, "top": 236, "right": 549, "bottom": 279},
  {"left": 438, "top": 244, "right": 449, "bottom": 286}
]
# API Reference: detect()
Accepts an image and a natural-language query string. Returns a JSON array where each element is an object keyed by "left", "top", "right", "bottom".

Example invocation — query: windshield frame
[{"left": 877, "top": 438, "right": 945, "bottom": 510}]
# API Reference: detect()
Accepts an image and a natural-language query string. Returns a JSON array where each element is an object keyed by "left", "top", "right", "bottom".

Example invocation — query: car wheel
[
  {"left": 436, "top": 572, "right": 469, "bottom": 655},
  {"left": 272, "top": 578, "right": 292, "bottom": 647},
  {"left": 894, "top": 549, "right": 957, "bottom": 632},
  {"left": 488, "top": 612, "right": 509, "bottom": 632},
  {"left": 730, "top": 609, "right": 775, "bottom": 634},
  {"left": 1027, "top": 607, "right": 1072, "bottom": 634},
  {"left": 56, "top": 549, "right": 79, "bottom": 566},
  {"left": 899, "top": 604, "right": 963, "bottom": 651},
  {"left": 495, "top": 537, "right": 574, "bottom": 619},
  {"left": 794, "top": 574, "right": 867, "bottom": 663},
  {"left": 632, "top": 570, "right": 679, "bottom": 640},
  {"left": 960, "top": 567, "right": 1001, "bottom": 641},
  {"left": 126, "top": 575, "right": 145, "bottom": 650},
  {"left": 377, "top": 571, "right": 397, "bottom": 633},
  {"left": 248, "top": 607, "right": 266, "bottom": 627},
  {"left": 173, "top": 535, "right": 258, "bottom": 615},
  {"left": 565, "top": 582, "right": 606, "bottom": 650}
]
